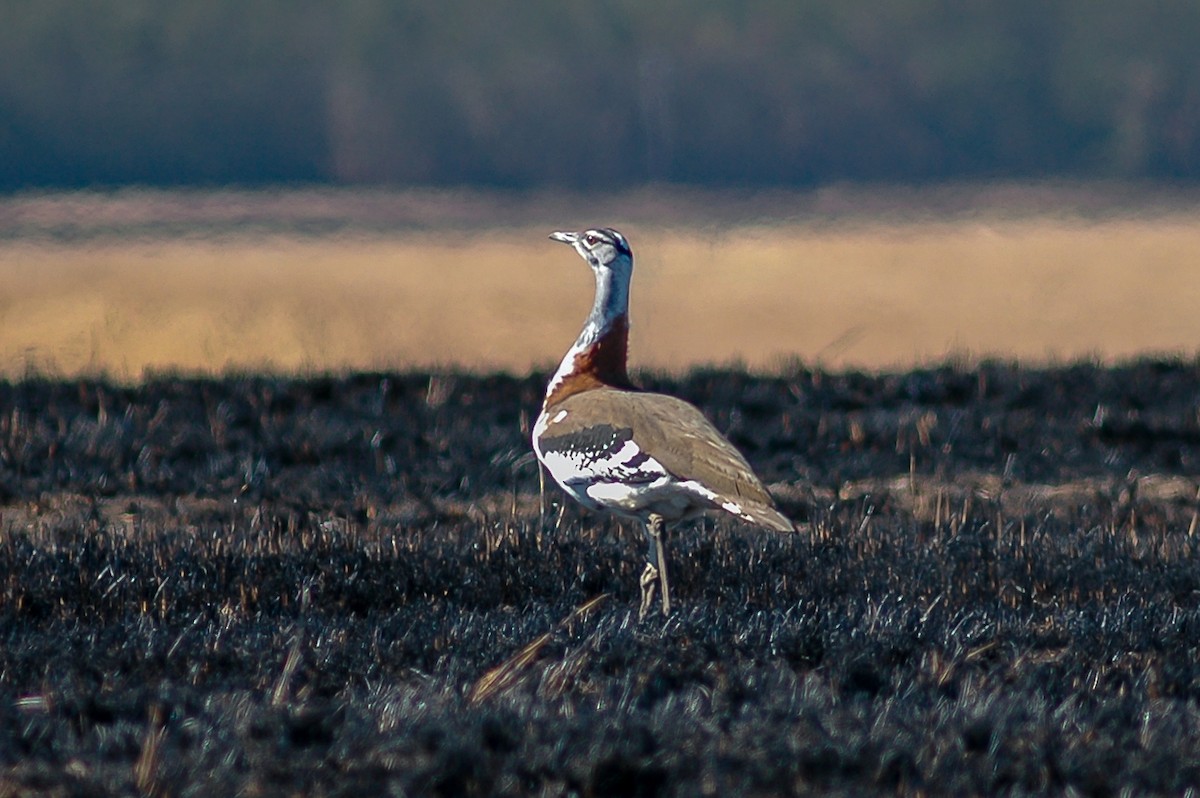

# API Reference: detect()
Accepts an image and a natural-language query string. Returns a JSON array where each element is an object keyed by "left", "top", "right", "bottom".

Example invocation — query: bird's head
[{"left": 549, "top": 228, "right": 632, "bottom": 275}]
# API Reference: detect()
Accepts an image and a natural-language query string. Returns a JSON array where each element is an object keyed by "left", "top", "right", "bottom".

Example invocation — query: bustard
[{"left": 532, "top": 228, "right": 793, "bottom": 617}]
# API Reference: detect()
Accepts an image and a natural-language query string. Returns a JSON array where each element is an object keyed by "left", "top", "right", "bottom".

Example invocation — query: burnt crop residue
[{"left": 1, "top": 360, "right": 1199, "bottom": 795}]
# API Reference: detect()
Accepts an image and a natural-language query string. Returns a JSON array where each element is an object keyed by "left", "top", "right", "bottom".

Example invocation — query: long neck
[{"left": 543, "top": 265, "right": 634, "bottom": 408}]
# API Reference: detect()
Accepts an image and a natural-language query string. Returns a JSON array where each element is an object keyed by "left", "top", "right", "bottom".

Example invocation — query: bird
[{"left": 532, "top": 227, "right": 794, "bottom": 618}]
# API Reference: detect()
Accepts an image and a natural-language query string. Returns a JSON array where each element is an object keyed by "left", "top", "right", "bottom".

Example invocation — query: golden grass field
[{"left": 2, "top": 189, "right": 1198, "bottom": 380}]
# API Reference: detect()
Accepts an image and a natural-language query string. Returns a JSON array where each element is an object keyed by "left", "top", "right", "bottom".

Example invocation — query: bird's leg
[{"left": 639, "top": 513, "right": 670, "bottom": 618}]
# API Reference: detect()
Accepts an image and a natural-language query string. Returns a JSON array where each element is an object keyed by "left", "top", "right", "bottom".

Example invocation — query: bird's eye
[{"left": 583, "top": 233, "right": 599, "bottom": 246}]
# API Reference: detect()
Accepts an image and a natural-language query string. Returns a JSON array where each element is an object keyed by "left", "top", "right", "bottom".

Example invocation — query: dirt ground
[
  {"left": 1, "top": 186, "right": 1198, "bottom": 380},
  {"left": 1, "top": 361, "right": 1200, "bottom": 795}
]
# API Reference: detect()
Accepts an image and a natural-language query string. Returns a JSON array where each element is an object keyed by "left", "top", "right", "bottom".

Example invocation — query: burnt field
[{"left": 2, "top": 360, "right": 1200, "bottom": 795}]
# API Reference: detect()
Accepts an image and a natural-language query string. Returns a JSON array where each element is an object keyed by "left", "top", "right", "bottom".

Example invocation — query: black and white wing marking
[{"left": 536, "top": 421, "right": 668, "bottom": 489}]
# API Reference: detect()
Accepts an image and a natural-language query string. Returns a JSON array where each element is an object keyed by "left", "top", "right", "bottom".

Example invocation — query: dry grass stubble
[{"left": 3, "top": 217, "right": 1198, "bottom": 380}]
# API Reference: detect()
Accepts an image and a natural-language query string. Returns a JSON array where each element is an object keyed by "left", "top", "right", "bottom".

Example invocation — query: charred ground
[{"left": 2, "top": 360, "right": 1200, "bottom": 795}]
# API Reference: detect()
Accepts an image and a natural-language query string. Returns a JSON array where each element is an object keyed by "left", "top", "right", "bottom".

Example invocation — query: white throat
[{"left": 543, "top": 255, "right": 632, "bottom": 403}]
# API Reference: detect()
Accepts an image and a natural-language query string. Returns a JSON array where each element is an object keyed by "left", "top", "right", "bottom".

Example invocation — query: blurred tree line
[{"left": 2, "top": 0, "right": 1199, "bottom": 189}]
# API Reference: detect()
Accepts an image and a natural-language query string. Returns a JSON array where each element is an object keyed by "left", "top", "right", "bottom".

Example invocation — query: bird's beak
[{"left": 549, "top": 231, "right": 578, "bottom": 245}]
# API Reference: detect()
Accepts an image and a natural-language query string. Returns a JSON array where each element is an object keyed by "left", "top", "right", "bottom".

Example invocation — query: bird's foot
[
  {"left": 638, "top": 562, "right": 672, "bottom": 619},
  {"left": 638, "top": 563, "right": 659, "bottom": 620}
]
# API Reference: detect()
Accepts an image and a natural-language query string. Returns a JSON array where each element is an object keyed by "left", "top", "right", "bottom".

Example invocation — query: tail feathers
[{"left": 728, "top": 501, "right": 795, "bottom": 533}]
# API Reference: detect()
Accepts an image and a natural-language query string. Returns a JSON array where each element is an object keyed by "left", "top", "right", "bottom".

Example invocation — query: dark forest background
[{"left": 3, "top": 1, "right": 1200, "bottom": 190}]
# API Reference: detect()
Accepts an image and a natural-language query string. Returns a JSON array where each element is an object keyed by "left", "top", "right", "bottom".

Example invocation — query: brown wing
[{"left": 554, "top": 389, "right": 794, "bottom": 531}]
